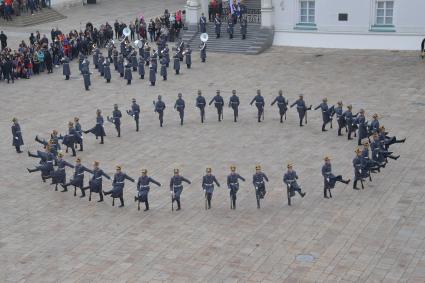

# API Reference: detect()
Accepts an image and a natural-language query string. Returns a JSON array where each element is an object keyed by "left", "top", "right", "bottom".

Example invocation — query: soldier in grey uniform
[
  {"left": 81, "top": 57, "right": 91, "bottom": 91},
  {"left": 196, "top": 90, "right": 206, "bottom": 123},
  {"left": 154, "top": 95, "right": 166, "bottom": 127},
  {"left": 149, "top": 63, "right": 156, "bottom": 86},
  {"left": 343, "top": 104, "right": 357, "bottom": 140},
  {"left": 322, "top": 156, "right": 350, "bottom": 198},
  {"left": 252, "top": 165, "right": 269, "bottom": 209},
  {"left": 11, "top": 117, "right": 23, "bottom": 153},
  {"left": 117, "top": 54, "right": 124, "bottom": 77},
  {"left": 199, "top": 13, "right": 207, "bottom": 33},
  {"left": 84, "top": 109, "right": 106, "bottom": 144},
  {"left": 174, "top": 93, "right": 185, "bottom": 125},
  {"left": 271, "top": 90, "right": 288, "bottom": 123},
  {"left": 354, "top": 109, "right": 368, "bottom": 146},
  {"left": 62, "top": 56, "right": 71, "bottom": 80},
  {"left": 209, "top": 90, "right": 224, "bottom": 122},
  {"left": 61, "top": 157, "right": 91, "bottom": 197},
  {"left": 185, "top": 45, "right": 192, "bottom": 69},
  {"left": 227, "top": 18, "right": 234, "bottom": 39},
  {"left": 135, "top": 169, "right": 161, "bottom": 211},
  {"left": 103, "top": 165, "right": 135, "bottom": 207},
  {"left": 240, "top": 17, "right": 247, "bottom": 39},
  {"left": 290, "top": 94, "right": 312, "bottom": 127},
  {"left": 283, "top": 163, "right": 306, "bottom": 204},
  {"left": 124, "top": 61, "right": 132, "bottom": 85},
  {"left": 138, "top": 56, "right": 145, "bottom": 79},
  {"left": 131, "top": 50, "right": 138, "bottom": 71},
  {"left": 107, "top": 104, "right": 122, "bottom": 137},
  {"left": 98, "top": 53, "right": 105, "bottom": 76},
  {"left": 227, "top": 165, "right": 245, "bottom": 209},
  {"left": 82, "top": 161, "right": 111, "bottom": 202},
  {"left": 250, "top": 89, "right": 265, "bottom": 123},
  {"left": 160, "top": 56, "right": 167, "bottom": 81},
  {"left": 51, "top": 152, "right": 74, "bottom": 191},
  {"left": 202, "top": 167, "right": 220, "bottom": 209},
  {"left": 74, "top": 117, "right": 83, "bottom": 151},
  {"left": 200, "top": 41, "right": 207, "bottom": 63},
  {"left": 170, "top": 168, "right": 191, "bottom": 211},
  {"left": 229, "top": 90, "right": 240, "bottom": 122},
  {"left": 113, "top": 48, "right": 119, "bottom": 70},
  {"left": 93, "top": 47, "right": 100, "bottom": 69},
  {"left": 27, "top": 145, "right": 55, "bottom": 182},
  {"left": 103, "top": 59, "right": 111, "bottom": 83},
  {"left": 335, "top": 101, "right": 345, "bottom": 136},
  {"left": 127, "top": 98, "right": 141, "bottom": 131},
  {"left": 173, "top": 52, "right": 180, "bottom": 74},
  {"left": 314, "top": 97, "right": 334, "bottom": 132}
]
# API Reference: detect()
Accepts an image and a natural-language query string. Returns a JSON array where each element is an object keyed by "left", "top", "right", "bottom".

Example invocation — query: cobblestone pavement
[{"left": 1, "top": 2, "right": 425, "bottom": 282}]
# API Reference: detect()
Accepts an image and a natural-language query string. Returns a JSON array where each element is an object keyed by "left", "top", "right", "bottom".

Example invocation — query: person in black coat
[{"left": 11, "top": 118, "right": 24, "bottom": 153}]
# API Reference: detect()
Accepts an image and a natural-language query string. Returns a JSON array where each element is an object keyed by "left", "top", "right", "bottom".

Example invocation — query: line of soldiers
[
  {"left": 63, "top": 36, "right": 207, "bottom": 91},
  {"left": 200, "top": 13, "right": 248, "bottom": 40}
]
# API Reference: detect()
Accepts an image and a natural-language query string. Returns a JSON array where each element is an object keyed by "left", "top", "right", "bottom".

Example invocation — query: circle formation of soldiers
[{"left": 13, "top": 86, "right": 406, "bottom": 212}]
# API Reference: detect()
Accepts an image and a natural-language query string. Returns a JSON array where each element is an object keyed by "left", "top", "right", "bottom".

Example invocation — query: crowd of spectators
[{"left": 1, "top": 0, "right": 51, "bottom": 21}]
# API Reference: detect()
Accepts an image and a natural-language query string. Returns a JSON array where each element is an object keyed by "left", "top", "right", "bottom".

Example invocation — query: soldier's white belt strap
[
  {"left": 287, "top": 179, "right": 295, "bottom": 182},
  {"left": 16, "top": 131, "right": 21, "bottom": 133},
  {"left": 204, "top": 183, "right": 213, "bottom": 186},
  {"left": 47, "top": 161, "right": 53, "bottom": 163},
  {"left": 116, "top": 181, "right": 124, "bottom": 184},
  {"left": 325, "top": 171, "right": 331, "bottom": 175},
  {"left": 96, "top": 177, "right": 102, "bottom": 179},
  {"left": 173, "top": 185, "right": 183, "bottom": 188},
  {"left": 140, "top": 185, "right": 149, "bottom": 188},
  {"left": 59, "top": 168, "right": 65, "bottom": 171},
  {"left": 229, "top": 183, "right": 239, "bottom": 185},
  {"left": 77, "top": 173, "right": 84, "bottom": 175},
  {"left": 255, "top": 181, "right": 264, "bottom": 184}
]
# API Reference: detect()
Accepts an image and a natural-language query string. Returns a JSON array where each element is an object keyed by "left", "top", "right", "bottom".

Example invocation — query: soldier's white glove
[
  {"left": 15, "top": 137, "right": 18, "bottom": 140},
  {"left": 326, "top": 178, "right": 330, "bottom": 182}
]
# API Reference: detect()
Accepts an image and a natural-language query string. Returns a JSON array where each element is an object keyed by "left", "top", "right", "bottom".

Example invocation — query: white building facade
[{"left": 189, "top": 0, "right": 425, "bottom": 50}]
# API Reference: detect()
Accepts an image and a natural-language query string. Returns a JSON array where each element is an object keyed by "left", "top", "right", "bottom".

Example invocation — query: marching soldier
[
  {"left": 154, "top": 95, "right": 166, "bottom": 127},
  {"left": 51, "top": 152, "right": 74, "bottom": 191},
  {"left": 202, "top": 168, "right": 220, "bottom": 209},
  {"left": 369, "top": 113, "right": 380, "bottom": 135},
  {"left": 229, "top": 90, "right": 240, "bottom": 122},
  {"left": 250, "top": 89, "right": 265, "bottom": 123},
  {"left": 124, "top": 61, "right": 132, "bottom": 85},
  {"left": 78, "top": 53, "right": 84, "bottom": 73},
  {"left": 138, "top": 56, "right": 145, "bottom": 79},
  {"left": 185, "top": 45, "right": 192, "bottom": 68},
  {"left": 379, "top": 125, "right": 406, "bottom": 150},
  {"left": 199, "top": 13, "right": 207, "bottom": 33},
  {"left": 135, "top": 169, "right": 161, "bottom": 211},
  {"left": 131, "top": 50, "right": 138, "bottom": 71},
  {"left": 103, "top": 165, "right": 135, "bottom": 207},
  {"left": 174, "top": 93, "right": 185, "bottom": 125},
  {"left": 214, "top": 14, "right": 221, "bottom": 38},
  {"left": 113, "top": 48, "right": 119, "bottom": 70},
  {"left": 353, "top": 148, "right": 367, "bottom": 190},
  {"left": 63, "top": 121, "right": 79, "bottom": 156},
  {"left": 322, "top": 156, "right": 350, "bottom": 198},
  {"left": 27, "top": 145, "right": 55, "bottom": 182},
  {"left": 170, "top": 168, "right": 191, "bottom": 211},
  {"left": 196, "top": 90, "right": 206, "bottom": 123},
  {"left": 149, "top": 63, "right": 156, "bottom": 86},
  {"left": 103, "top": 59, "right": 111, "bottom": 83},
  {"left": 335, "top": 101, "right": 345, "bottom": 136},
  {"left": 74, "top": 117, "right": 83, "bottom": 152},
  {"left": 93, "top": 46, "right": 99, "bottom": 69},
  {"left": 81, "top": 57, "right": 91, "bottom": 91},
  {"left": 11, "top": 117, "right": 23, "bottom": 153},
  {"left": 107, "top": 104, "right": 122, "bottom": 137},
  {"left": 162, "top": 44, "right": 170, "bottom": 67},
  {"left": 227, "top": 18, "right": 234, "bottom": 39},
  {"left": 98, "top": 53, "right": 105, "bottom": 76},
  {"left": 62, "top": 56, "right": 71, "bottom": 80},
  {"left": 241, "top": 17, "right": 247, "bottom": 39},
  {"left": 61, "top": 157, "right": 91, "bottom": 197},
  {"left": 173, "top": 52, "right": 181, "bottom": 74},
  {"left": 354, "top": 109, "right": 368, "bottom": 146},
  {"left": 283, "top": 163, "right": 306, "bottom": 204},
  {"left": 200, "top": 41, "right": 207, "bottom": 63},
  {"left": 314, "top": 97, "right": 334, "bottom": 132},
  {"left": 81, "top": 161, "right": 111, "bottom": 202},
  {"left": 118, "top": 54, "right": 124, "bottom": 77},
  {"left": 343, "top": 104, "right": 356, "bottom": 140},
  {"left": 127, "top": 98, "right": 140, "bottom": 131},
  {"left": 290, "top": 94, "right": 312, "bottom": 127},
  {"left": 209, "top": 90, "right": 224, "bottom": 122},
  {"left": 84, "top": 109, "right": 106, "bottom": 144},
  {"left": 160, "top": 56, "right": 167, "bottom": 81},
  {"left": 227, "top": 165, "right": 245, "bottom": 209},
  {"left": 252, "top": 165, "right": 269, "bottom": 209},
  {"left": 270, "top": 90, "right": 288, "bottom": 123},
  {"left": 151, "top": 49, "right": 158, "bottom": 73}
]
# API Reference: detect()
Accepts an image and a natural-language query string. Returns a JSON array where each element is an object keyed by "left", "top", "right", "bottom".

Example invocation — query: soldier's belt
[
  {"left": 116, "top": 181, "right": 124, "bottom": 184},
  {"left": 255, "top": 181, "right": 264, "bottom": 184},
  {"left": 286, "top": 179, "right": 295, "bottom": 183},
  {"left": 77, "top": 173, "right": 84, "bottom": 176},
  {"left": 229, "top": 182, "right": 239, "bottom": 186},
  {"left": 96, "top": 177, "right": 102, "bottom": 180},
  {"left": 173, "top": 185, "right": 183, "bottom": 188},
  {"left": 204, "top": 183, "right": 213, "bottom": 186},
  {"left": 140, "top": 185, "right": 149, "bottom": 188}
]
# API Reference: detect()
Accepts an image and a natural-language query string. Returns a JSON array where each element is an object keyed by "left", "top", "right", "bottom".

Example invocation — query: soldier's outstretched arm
[
  {"left": 213, "top": 176, "right": 220, "bottom": 187},
  {"left": 182, "top": 176, "right": 191, "bottom": 184},
  {"left": 271, "top": 98, "right": 276, "bottom": 106},
  {"left": 150, "top": 177, "right": 161, "bottom": 187},
  {"left": 209, "top": 98, "right": 214, "bottom": 105},
  {"left": 238, "top": 175, "right": 246, "bottom": 182},
  {"left": 290, "top": 101, "right": 296, "bottom": 108},
  {"left": 103, "top": 171, "right": 111, "bottom": 179},
  {"left": 314, "top": 105, "right": 321, "bottom": 110},
  {"left": 263, "top": 173, "right": 269, "bottom": 182},
  {"left": 125, "top": 174, "right": 135, "bottom": 182}
]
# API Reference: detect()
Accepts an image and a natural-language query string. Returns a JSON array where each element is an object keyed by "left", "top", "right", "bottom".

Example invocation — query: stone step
[{"left": 0, "top": 8, "right": 66, "bottom": 27}]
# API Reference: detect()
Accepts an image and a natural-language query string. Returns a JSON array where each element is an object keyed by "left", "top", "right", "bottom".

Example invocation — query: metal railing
[{"left": 221, "top": 8, "right": 261, "bottom": 24}]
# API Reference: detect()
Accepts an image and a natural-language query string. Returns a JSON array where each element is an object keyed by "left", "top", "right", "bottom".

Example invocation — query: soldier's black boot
[
  {"left": 100, "top": 136, "right": 104, "bottom": 144},
  {"left": 61, "top": 183, "right": 68, "bottom": 192},
  {"left": 233, "top": 199, "right": 236, "bottom": 210},
  {"left": 119, "top": 197, "right": 124, "bottom": 207},
  {"left": 324, "top": 188, "right": 329, "bottom": 198},
  {"left": 27, "top": 168, "right": 37, "bottom": 173},
  {"left": 322, "top": 124, "right": 327, "bottom": 132},
  {"left": 176, "top": 200, "right": 181, "bottom": 211},
  {"left": 136, "top": 122, "right": 139, "bottom": 132},
  {"left": 343, "top": 179, "right": 351, "bottom": 184},
  {"left": 117, "top": 128, "right": 121, "bottom": 137},
  {"left": 353, "top": 180, "right": 360, "bottom": 190},
  {"left": 300, "top": 120, "right": 303, "bottom": 127},
  {"left": 144, "top": 201, "right": 149, "bottom": 211},
  {"left": 71, "top": 146, "right": 76, "bottom": 157},
  {"left": 338, "top": 128, "right": 342, "bottom": 136},
  {"left": 79, "top": 142, "right": 83, "bottom": 151},
  {"left": 80, "top": 187, "right": 86, "bottom": 198}
]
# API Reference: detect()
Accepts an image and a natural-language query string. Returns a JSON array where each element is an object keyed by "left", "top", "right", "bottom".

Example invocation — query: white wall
[{"left": 272, "top": 0, "right": 425, "bottom": 50}]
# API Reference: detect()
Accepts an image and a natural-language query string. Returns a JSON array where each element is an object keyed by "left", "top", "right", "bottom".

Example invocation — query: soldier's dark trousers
[
  {"left": 69, "top": 145, "right": 76, "bottom": 156},
  {"left": 127, "top": 79, "right": 131, "bottom": 85},
  {"left": 115, "top": 125, "right": 121, "bottom": 137},
  {"left": 179, "top": 111, "right": 184, "bottom": 125},
  {"left": 200, "top": 108, "right": 205, "bottom": 123},
  {"left": 65, "top": 75, "right": 69, "bottom": 80},
  {"left": 135, "top": 119, "right": 139, "bottom": 131},
  {"left": 233, "top": 108, "right": 238, "bottom": 122},
  {"left": 107, "top": 79, "right": 110, "bottom": 83},
  {"left": 100, "top": 136, "right": 104, "bottom": 144},
  {"left": 217, "top": 109, "right": 223, "bottom": 121},
  {"left": 206, "top": 192, "right": 212, "bottom": 209},
  {"left": 324, "top": 186, "right": 332, "bottom": 198},
  {"left": 15, "top": 145, "right": 21, "bottom": 153},
  {"left": 158, "top": 112, "right": 164, "bottom": 127},
  {"left": 175, "top": 69, "right": 179, "bottom": 75},
  {"left": 257, "top": 107, "right": 263, "bottom": 122},
  {"left": 144, "top": 199, "right": 149, "bottom": 210},
  {"left": 163, "top": 75, "right": 167, "bottom": 80}
]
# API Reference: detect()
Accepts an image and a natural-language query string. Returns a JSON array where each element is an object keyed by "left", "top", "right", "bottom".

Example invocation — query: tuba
[{"left": 200, "top": 33, "right": 209, "bottom": 43}]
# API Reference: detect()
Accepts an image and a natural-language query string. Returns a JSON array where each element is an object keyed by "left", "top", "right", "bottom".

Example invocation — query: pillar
[
  {"left": 261, "top": 0, "right": 274, "bottom": 28},
  {"left": 185, "top": 0, "right": 201, "bottom": 30}
]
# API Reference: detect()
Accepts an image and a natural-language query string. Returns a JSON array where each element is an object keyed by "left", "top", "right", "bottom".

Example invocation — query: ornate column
[
  {"left": 261, "top": 0, "right": 274, "bottom": 28},
  {"left": 185, "top": 0, "right": 201, "bottom": 30}
]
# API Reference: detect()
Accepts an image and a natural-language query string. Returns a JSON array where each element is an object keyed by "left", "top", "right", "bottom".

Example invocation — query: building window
[
  {"left": 376, "top": 1, "right": 393, "bottom": 25},
  {"left": 300, "top": 1, "right": 315, "bottom": 24}
]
